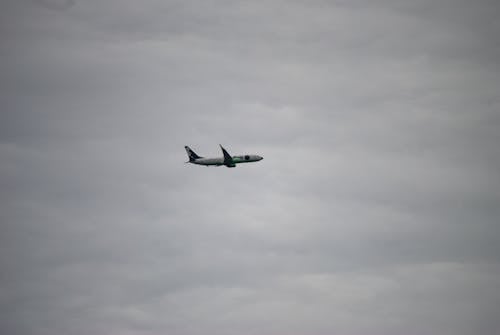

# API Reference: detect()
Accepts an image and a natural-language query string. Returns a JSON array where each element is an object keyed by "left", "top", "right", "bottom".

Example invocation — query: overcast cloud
[{"left": 1, "top": 0, "right": 500, "bottom": 334}]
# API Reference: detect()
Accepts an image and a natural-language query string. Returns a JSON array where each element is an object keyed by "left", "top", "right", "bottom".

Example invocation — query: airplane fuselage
[{"left": 192, "top": 155, "right": 263, "bottom": 166}]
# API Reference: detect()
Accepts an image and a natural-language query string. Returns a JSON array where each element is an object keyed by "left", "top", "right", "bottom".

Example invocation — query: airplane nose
[{"left": 259, "top": 156, "right": 263, "bottom": 160}]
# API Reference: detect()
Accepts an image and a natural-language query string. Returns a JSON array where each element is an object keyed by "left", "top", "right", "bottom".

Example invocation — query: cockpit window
[{"left": 245, "top": 155, "right": 250, "bottom": 160}]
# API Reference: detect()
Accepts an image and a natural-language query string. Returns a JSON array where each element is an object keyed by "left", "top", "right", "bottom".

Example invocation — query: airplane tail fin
[{"left": 184, "top": 146, "right": 201, "bottom": 162}]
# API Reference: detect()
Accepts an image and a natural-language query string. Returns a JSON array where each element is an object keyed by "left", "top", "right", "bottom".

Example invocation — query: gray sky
[{"left": 1, "top": 0, "right": 500, "bottom": 334}]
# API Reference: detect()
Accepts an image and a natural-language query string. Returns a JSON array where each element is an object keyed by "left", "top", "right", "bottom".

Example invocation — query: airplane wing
[{"left": 220, "top": 144, "right": 236, "bottom": 167}]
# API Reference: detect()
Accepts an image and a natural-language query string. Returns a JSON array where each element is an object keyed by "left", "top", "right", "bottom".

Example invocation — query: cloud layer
[{"left": 1, "top": 1, "right": 499, "bottom": 334}]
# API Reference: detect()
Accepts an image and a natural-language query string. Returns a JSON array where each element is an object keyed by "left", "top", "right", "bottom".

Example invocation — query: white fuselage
[{"left": 192, "top": 155, "right": 262, "bottom": 166}]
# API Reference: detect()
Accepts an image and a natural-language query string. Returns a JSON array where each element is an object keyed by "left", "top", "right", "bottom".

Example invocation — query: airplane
[{"left": 184, "top": 145, "right": 263, "bottom": 168}]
